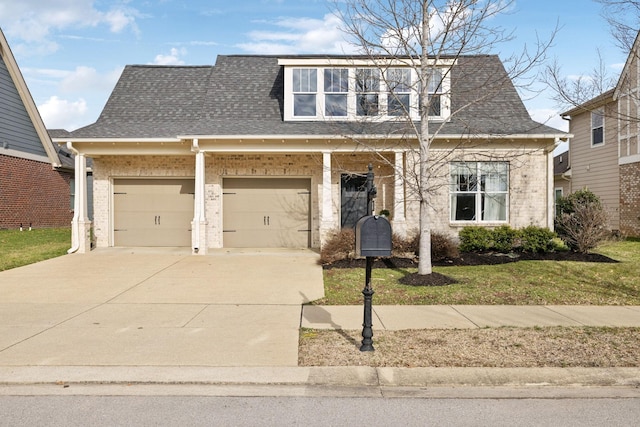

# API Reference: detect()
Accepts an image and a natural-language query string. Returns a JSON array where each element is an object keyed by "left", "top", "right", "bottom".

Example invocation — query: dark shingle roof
[{"left": 69, "top": 55, "right": 564, "bottom": 139}]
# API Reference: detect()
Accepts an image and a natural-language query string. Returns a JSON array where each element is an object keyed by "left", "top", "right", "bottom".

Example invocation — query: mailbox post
[{"left": 355, "top": 164, "right": 392, "bottom": 352}]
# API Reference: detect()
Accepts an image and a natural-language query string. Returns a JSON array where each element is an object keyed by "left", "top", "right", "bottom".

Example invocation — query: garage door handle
[
  {"left": 155, "top": 215, "right": 161, "bottom": 225},
  {"left": 263, "top": 216, "right": 270, "bottom": 226}
]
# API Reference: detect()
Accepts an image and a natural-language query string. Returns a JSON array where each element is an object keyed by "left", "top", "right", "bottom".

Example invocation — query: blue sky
[{"left": 0, "top": 0, "right": 627, "bottom": 139}]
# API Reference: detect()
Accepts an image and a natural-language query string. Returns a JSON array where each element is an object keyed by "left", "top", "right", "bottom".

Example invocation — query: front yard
[
  {"left": 0, "top": 227, "right": 71, "bottom": 272},
  {"left": 315, "top": 240, "right": 640, "bottom": 305}
]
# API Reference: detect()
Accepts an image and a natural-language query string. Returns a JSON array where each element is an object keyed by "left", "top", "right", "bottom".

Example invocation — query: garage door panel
[
  {"left": 114, "top": 179, "right": 194, "bottom": 247},
  {"left": 223, "top": 178, "right": 311, "bottom": 248}
]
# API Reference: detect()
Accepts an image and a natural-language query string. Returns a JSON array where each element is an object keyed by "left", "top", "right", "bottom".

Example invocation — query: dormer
[{"left": 279, "top": 57, "right": 453, "bottom": 122}]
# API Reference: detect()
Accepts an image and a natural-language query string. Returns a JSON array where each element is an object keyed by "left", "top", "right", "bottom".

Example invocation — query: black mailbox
[{"left": 355, "top": 215, "right": 392, "bottom": 257}]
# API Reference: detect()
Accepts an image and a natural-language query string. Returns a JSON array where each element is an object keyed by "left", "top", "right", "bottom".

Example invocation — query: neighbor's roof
[{"left": 68, "top": 55, "right": 566, "bottom": 140}]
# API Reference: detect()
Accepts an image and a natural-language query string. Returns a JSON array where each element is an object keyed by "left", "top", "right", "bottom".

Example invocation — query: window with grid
[
  {"left": 293, "top": 68, "right": 317, "bottom": 117},
  {"left": 450, "top": 162, "right": 509, "bottom": 222},
  {"left": 591, "top": 108, "right": 604, "bottom": 146},
  {"left": 356, "top": 68, "right": 380, "bottom": 116},
  {"left": 387, "top": 68, "right": 411, "bottom": 116},
  {"left": 324, "top": 68, "right": 348, "bottom": 117}
]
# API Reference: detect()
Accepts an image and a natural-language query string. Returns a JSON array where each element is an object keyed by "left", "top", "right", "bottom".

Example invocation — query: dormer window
[
  {"left": 280, "top": 58, "right": 453, "bottom": 122},
  {"left": 387, "top": 68, "right": 411, "bottom": 116},
  {"left": 356, "top": 68, "right": 380, "bottom": 116},
  {"left": 293, "top": 68, "right": 317, "bottom": 117},
  {"left": 324, "top": 68, "right": 348, "bottom": 117}
]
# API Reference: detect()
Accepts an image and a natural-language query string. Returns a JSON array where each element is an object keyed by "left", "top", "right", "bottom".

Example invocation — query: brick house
[
  {"left": 560, "top": 31, "right": 640, "bottom": 236},
  {"left": 0, "top": 28, "right": 75, "bottom": 230},
  {"left": 55, "top": 54, "right": 567, "bottom": 253}
]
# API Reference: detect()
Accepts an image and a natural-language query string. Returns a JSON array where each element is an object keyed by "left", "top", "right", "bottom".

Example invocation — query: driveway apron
[{"left": 0, "top": 248, "right": 324, "bottom": 367}]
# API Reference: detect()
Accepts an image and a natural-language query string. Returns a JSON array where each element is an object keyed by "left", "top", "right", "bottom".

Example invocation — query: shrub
[
  {"left": 491, "top": 225, "right": 517, "bottom": 253},
  {"left": 319, "top": 228, "right": 354, "bottom": 264},
  {"left": 518, "top": 226, "right": 557, "bottom": 253},
  {"left": 392, "top": 232, "right": 418, "bottom": 255},
  {"left": 555, "top": 189, "right": 609, "bottom": 253},
  {"left": 459, "top": 226, "right": 493, "bottom": 252},
  {"left": 431, "top": 232, "right": 460, "bottom": 260}
]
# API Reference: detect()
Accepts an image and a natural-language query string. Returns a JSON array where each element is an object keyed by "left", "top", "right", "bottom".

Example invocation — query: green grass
[
  {"left": 0, "top": 227, "right": 71, "bottom": 271},
  {"left": 316, "top": 240, "right": 640, "bottom": 305}
]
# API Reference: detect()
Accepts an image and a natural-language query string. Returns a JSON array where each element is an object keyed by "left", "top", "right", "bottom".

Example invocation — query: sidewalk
[{"left": 302, "top": 305, "right": 640, "bottom": 329}]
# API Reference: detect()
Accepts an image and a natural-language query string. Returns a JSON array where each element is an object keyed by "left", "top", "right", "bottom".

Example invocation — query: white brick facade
[{"left": 90, "top": 146, "right": 552, "bottom": 250}]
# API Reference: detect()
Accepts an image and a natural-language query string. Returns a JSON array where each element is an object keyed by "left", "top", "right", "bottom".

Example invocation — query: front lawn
[
  {"left": 315, "top": 240, "right": 640, "bottom": 305},
  {"left": 0, "top": 227, "right": 71, "bottom": 271}
]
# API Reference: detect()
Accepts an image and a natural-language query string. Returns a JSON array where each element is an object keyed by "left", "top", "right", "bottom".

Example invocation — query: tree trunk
[{"left": 418, "top": 0, "right": 433, "bottom": 276}]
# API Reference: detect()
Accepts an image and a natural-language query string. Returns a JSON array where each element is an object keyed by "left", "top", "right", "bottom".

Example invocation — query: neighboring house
[
  {"left": 0, "top": 28, "right": 75, "bottom": 230},
  {"left": 560, "top": 31, "right": 640, "bottom": 236},
  {"left": 55, "top": 54, "right": 567, "bottom": 253},
  {"left": 553, "top": 150, "right": 571, "bottom": 215}
]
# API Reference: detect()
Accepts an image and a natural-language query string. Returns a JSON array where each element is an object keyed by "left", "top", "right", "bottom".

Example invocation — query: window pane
[
  {"left": 357, "top": 94, "right": 379, "bottom": 116},
  {"left": 294, "top": 94, "right": 316, "bottom": 116},
  {"left": 356, "top": 69, "right": 379, "bottom": 92},
  {"left": 592, "top": 127, "right": 603, "bottom": 145},
  {"left": 429, "top": 95, "right": 441, "bottom": 116},
  {"left": 482, "top": 193, "right": 506, "bottom": 221},
  {"left": 388, "top": 94, "right": 410, "bottom": 116},
  {"left": 326, "top": 94, "right": 347, "bottom": 116},
  {"left": 451, "top": 194, "right": 476, "bottom": 221},
  {"left": 293, "top": 68, "right": 317, "bottom": 92},
  {"left": 324, "top": 68, "right": 348, "bottom": 92},
  {"left": 428, "top": 69, "right": 443, "bottom": 93},
  {"left": 451, "top": 163, "right": 477, "bottom": 191},
  {"left": 480, "top": 162, "right": 508, "bottom": 192},
  {"left": 387, "top": 68, "right": 411, "bottom": 93}
]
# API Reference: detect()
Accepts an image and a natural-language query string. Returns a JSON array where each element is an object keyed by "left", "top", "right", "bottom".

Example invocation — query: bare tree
[
  {"left": 596, "top": 0, "right": 640, "bottom": 52},
  {"left": 334, "top": 0, "right": 555, "bottom": 275}
]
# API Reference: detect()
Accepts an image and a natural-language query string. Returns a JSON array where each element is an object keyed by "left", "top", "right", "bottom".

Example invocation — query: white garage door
[
  {"left": 223, "top": 178, "right": 311, "bottom": 248},
  {"left": 113, "top": 179, "right": 194, "bottom": 247}
]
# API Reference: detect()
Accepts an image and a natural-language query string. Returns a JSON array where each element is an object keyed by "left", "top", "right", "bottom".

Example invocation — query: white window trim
[
  {"left": 449, "top": 162, "right": 510, "bottom": 224},
  {"left": 591, "top": 108, "right": 605, "bottom": 147},
  {"left": 283, "top": 64, "right": 452, "bottom": 122}
]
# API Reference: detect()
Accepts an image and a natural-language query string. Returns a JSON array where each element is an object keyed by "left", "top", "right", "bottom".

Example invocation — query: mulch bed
[{"left": 322, "top": 251, "right": 618, "bottom": 287}]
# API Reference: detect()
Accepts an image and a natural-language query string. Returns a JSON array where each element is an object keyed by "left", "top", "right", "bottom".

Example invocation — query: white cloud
[
  {"left": 0, "top": 0, "right": 140, "bottom": 49},
  {"left": 151, "top": 48, "right": 187, "bottom": 65},
  {"left": 38, "top": 96, "right": 88, "bottom": 130},
  {"left": 530, "top": 108, "right": 568, "bottom": 132},
  {"left": 237, "top": 13, "right": 355, "bottom": 54},
  {"left": 60, "top": 66, "right": 123, "bottom": 93}
]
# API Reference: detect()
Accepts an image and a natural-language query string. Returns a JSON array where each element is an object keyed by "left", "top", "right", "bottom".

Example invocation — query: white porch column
[
  {"left": 67, "top": 143, "right": 91, "bottom": 253},
  {"left": 192, "top": 140, "right": 208, "bottom": 254},
  {"left": 547, "top": 146, "right": 555, "bottom": 230},
  {"left": 320, "top": 151, "right": 335, "bottom": 245},
  {"left": 393, "top": 150, "right": 407, "bottom": 237}
]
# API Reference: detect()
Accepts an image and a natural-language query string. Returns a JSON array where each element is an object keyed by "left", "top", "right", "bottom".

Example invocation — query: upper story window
[
  {"left": 591, "top": 108, "right": 604, "bottom": 147},
  {"left": 324, "top": 68, "right": 348, "bottom": 117},
  {"left": 387, "top": 68, "right": 411, "bottom": 116},
  {"left": 293, "top": 68, "right": 317, "bottom": 117},
  {"left": 280, "top": 58, "right": 453, "bottom": 122}
]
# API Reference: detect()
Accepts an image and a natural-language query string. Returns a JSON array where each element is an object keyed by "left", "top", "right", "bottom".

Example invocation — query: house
[
  {"left": 55, "top": 54, "right": 567, "bottom": 254},
  {"left": 553, "top": 150, "right": 571, "bottom": 215},
  {"left": 0, "top": 28, "right": 75, "bottom": 230},
  {"left": 560, "top": 31, "right": 640, "bottom": 236}
]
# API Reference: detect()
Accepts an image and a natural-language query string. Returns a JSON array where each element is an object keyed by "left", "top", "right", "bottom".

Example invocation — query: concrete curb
[{"left": 1, "top": 366, "right": 639, "bottom": 388}]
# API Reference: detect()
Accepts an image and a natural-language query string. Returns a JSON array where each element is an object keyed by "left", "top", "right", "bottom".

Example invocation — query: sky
[{"left": 0, "top": 0, "right": 629, "bottom": 149}]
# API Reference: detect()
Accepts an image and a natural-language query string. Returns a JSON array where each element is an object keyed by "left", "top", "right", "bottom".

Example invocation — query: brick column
[{"left": 191, "top": 142, "right": 207, "bottom": 254}]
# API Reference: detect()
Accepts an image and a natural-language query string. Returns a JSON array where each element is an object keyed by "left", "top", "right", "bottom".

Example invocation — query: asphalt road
[{"left": 2, "top": 393, "right": 639, "bottom": 426}]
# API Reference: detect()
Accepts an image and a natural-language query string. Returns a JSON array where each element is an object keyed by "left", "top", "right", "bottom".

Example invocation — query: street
[{"left": 1, "top": 387, "right": 639, "bottom": 427}]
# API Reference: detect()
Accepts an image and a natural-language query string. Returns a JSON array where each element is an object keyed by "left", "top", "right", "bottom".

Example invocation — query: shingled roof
[{"left": 69, "top": 55, "right": 564, "bottom": 139}]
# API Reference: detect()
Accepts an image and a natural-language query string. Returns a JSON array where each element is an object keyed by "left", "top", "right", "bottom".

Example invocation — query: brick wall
[
  {"left": 0, "top": 154, "right": 73, "bottom": 229},
  {"left": 620, "top": 162, "right": 640, "bottom": 237}
]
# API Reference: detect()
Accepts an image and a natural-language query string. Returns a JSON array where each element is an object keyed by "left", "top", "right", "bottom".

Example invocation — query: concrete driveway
[{"left": 0, "top": 248, "right": 324, "bottom": 367}]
